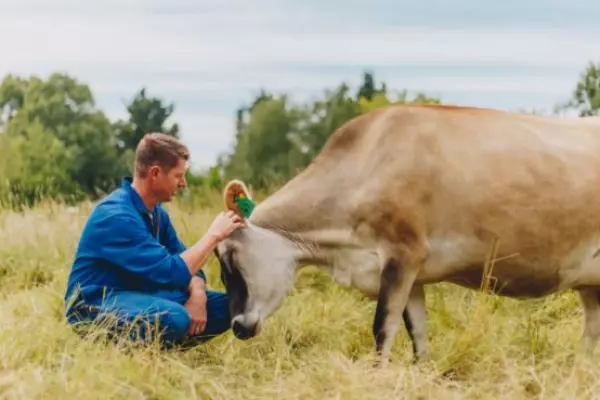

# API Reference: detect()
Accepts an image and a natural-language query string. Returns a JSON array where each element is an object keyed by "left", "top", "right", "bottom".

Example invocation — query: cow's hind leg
[
  {"left": 402, "top": 284, "right": 428, "bottom": 362},
  {"left": 578, "top": 288, "right": 600, "bottom": 354},
  {"left": 373, "top": 241, "right": 429, "bottom": 363}
]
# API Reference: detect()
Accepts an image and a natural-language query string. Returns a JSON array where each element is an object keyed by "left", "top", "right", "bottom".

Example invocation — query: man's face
[{"left": 149, "top": 159, "right": 188, "bottom": 203}]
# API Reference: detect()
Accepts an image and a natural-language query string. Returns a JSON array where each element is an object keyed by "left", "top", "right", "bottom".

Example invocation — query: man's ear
[
  {"left": 149, "top": 165, "right": 161, "bottom": 178},
  {"left": 223, "top": 179, "right": 253, "bottom": 216}
]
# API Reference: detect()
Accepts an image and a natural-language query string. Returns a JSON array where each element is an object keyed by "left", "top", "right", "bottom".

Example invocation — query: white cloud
[
  {"left": 0, "top": 0, "right": 597, "bottom": 170},
  {"left": 1, "top": 0, "right": 597, "bottom": 73},
  {"left": 1, "top": 16, "right": 597, "bottom": 73},
  {"left": 90, "top": 71, "right": 578, "bottom": 96}
]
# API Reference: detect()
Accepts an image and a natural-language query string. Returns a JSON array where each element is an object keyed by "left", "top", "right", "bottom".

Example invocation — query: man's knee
[
  {"left": 159, "top": 304, "right": 191, "bottom": 342},
  {"left": 157, "top": 291, "right": 230, "bottom": 340},
  {"left": 100, "top": 303, "right": 191, "bottom": 345}
]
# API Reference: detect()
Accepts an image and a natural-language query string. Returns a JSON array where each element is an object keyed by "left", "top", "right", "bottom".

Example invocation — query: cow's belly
[
  {"left": 339, "top": 257, "right": 565, "bottom": 300},
  {"left": 420, "top": 233, "right": 600, "bottom": 298},
  {"left": 440, "top": 259, "right": 600, "bottom": 299},
  {"left": 327, "top": 234, "right": 600, "bottom": 300},
  {"left": 441, "top": 268, "right": 561, "bottom": 298}
]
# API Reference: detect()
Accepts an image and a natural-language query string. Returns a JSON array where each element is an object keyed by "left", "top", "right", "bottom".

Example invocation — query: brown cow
[{"left": 214, "top": 104, "right": 600, "bottom": 363}]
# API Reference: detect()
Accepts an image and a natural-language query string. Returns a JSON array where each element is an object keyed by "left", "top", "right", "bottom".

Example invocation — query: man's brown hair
[{"left": 134, "top": 132, "right": 190, "bottom": 178}]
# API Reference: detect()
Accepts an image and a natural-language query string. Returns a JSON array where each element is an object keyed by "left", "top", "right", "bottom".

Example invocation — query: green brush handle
[{"left": 234, "top": 195, "right": 255, "bottom": 218}]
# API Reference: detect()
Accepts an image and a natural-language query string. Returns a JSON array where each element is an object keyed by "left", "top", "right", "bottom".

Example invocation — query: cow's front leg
[
  {"left": 372, "top": 248, "right": 427, "bottom": 363},
  {"left": 578, "top": 288, "right": 600, "bottom": 354}
]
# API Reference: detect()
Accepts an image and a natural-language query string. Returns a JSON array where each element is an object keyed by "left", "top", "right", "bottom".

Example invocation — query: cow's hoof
[{"left": 371, "top": 354, "right": 390, "bottom": 368}]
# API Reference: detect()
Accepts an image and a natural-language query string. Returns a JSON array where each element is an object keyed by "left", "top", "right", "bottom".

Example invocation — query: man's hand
[
  {"left": 207, "top": 210, "right": 246, "bottom": 242},
  {"left": 185, "top": 280, "right": 207, "bottom": 336},
  {"left": 180, "top": 210, "right": 246, "bottom": 277}
]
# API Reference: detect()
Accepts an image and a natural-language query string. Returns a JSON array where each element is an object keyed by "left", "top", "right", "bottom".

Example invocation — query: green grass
[{"left": 0, "top": 197, "right": 599, "bottom": 399}]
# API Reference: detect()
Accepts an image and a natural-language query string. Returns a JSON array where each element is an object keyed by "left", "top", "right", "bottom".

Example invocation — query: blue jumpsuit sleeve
[{"left": 92, "top": 210, "right": 193, "bottom": 289}]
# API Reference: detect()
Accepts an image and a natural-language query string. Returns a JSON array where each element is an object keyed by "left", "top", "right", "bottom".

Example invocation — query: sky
[{"left": 1, "top": 0, "right": 598, "bottom": 171}]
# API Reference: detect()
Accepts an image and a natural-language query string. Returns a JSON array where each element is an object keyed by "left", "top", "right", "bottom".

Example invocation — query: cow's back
[
  {"left": 253, "top": 104, "right": 600, "bottom": 253},
  {"left": 413, "top": 106, "right": 600, "bottom": 245}
]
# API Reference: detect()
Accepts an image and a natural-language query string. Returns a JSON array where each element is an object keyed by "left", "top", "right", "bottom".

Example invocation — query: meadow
[{"left": 0, "top": 192, "right": 599, "bottom": 400}]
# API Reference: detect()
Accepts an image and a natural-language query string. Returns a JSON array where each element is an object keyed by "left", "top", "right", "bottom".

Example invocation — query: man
[{"left": 64, "top": 132, "right": 245, "bottom": 348}]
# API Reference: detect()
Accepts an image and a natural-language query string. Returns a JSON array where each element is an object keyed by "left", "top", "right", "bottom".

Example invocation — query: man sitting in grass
[{"left": 64, "top": 132, "right": 245, "bottom": 348}]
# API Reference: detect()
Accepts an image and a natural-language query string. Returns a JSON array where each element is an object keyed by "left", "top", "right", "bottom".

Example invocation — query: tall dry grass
[{"left": 0, "top": 194, "right": 598, "bottom": 399}]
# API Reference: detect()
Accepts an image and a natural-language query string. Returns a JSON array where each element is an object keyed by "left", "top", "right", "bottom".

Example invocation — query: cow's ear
[{"left": 223, "top": 179, "right": 255, "bottom": 218}]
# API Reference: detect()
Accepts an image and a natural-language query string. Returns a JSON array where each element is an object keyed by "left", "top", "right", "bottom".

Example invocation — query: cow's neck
[
  {"left": 247, "top": 221, "right": 381, "bottom": 298},
  {"left": 245, "top": 161, "right": 380, "bottom": 282},
  {"left": 249, "top": 191, "right": 379, "bottom": 292}
]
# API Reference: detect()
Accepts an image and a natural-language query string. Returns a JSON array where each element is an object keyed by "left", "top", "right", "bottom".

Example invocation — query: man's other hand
[
  {"left": 185, "top": 278, "right": 208, "bottom": 335},
  {"left": 207, "top": 210, "right": 246, "bottom": 242}
]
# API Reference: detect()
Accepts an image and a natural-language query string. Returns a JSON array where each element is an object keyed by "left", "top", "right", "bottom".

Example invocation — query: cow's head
[
  {"left": 215, "top": 223, "right": 299, "bottom": 339},
  {"left": 214, "top": 180, "right": 301, "bottom": 340}
]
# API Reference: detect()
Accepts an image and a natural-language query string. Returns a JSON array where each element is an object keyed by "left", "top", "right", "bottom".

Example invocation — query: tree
[
  {"left": 0, "top": 122, "right": 81, "bottom": 206},
  {"left": 0, "top": 74, "right": 27, "bottom": 128},
  {"left": 356, "top": 71, "right": 386, "bottom": 101},
  {"left": 218, "top": 71, "right": 443, "bottom": 190},
  {"left": 358, "top": 89, "right": 441, "bottom": 113},
  {"left": 113, "top": 88, "right": 180, "bottom": 152},
  {"left": 0, "top": 72, "right": 126, "bottom": 199},
  {"left": 234, "top": 89, "right": 273, "bottom": 136},
  {"left": 299, "top": 82, "right": 362, "bottom": 161},
  {"left": 557, "top": 61, "right": 600, "bottom": 116},
  {"left": 223, "top": 95, "right": 302, "bottom": 188}
]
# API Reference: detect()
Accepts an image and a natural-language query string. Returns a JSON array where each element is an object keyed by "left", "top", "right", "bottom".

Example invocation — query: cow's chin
[{"left": 231, "top": 311, "right": 262, "bottom": 340}]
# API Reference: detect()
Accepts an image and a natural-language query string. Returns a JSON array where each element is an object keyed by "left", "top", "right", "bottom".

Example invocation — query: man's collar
[{"left": 121, "top": 177, "right": 154, "bottom": 214}]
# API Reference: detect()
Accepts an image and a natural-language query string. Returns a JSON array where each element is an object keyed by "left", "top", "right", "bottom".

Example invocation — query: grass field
[{"left": 1, "top": 195, "right": 599, "bottom": 399}]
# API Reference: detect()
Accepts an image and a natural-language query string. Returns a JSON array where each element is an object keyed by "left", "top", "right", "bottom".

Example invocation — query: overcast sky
[{"left": 1, "top": 0, "right": 598, "bottom": 170}]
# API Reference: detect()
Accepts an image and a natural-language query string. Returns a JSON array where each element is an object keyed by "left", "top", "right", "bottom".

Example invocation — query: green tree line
[
  {"left": 1, "top": 62, "right": 599, "bottom": 207},
  {"left": 0, "top": 74, "right": 181, "bottom": 206}
]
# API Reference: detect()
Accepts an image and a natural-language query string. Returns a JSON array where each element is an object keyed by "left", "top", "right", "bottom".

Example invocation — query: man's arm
[
  {"left": 179, "top": 210, "right": 246, "bottom": 278},
  {"left": 93, "top": 211, "right": 193, "bottom": 289},
  {"left": 161, "top": 209, "right": 208, "bottom": 283},
  {"left": 160, "top": 209, "right": 245, "bottom": 284},
  {"left": 94, "top": 209, "right": 244, "bottom": 289}
]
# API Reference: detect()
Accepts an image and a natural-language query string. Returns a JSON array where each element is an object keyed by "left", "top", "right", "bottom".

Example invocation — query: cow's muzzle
[{"left": 231, "top": 313, "right": 261, "bottom": 340}]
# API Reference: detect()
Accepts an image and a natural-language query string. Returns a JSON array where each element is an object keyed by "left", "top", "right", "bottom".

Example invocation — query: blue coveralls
[{"left": 64, "top": 177, "right": 230, "bottom": 347}]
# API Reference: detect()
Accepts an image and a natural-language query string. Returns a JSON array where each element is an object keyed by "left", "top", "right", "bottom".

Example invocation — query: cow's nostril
[{"left": 232, "top": 319, "right": 257, "bottom": 340}]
